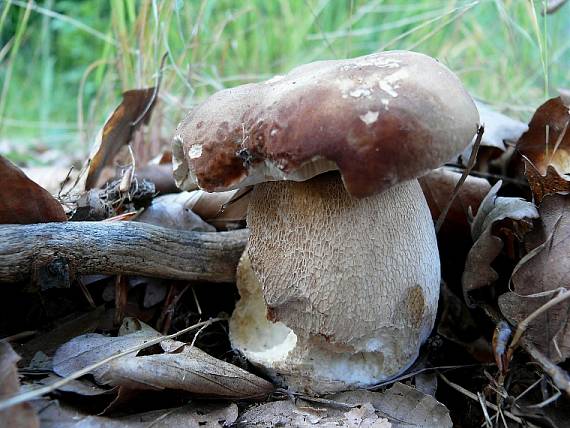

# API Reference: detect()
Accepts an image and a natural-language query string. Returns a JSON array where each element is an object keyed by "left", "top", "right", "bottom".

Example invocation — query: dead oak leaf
[
  {"left": 419, "top": 167, "right": 490, "bottom": 239},
  {"left": 53, "top": 319, "right": 273, "bottom": 400},
  {"left": 0, "top": 156, "right": 67, "bottom": 224},
  {"left": 458, "top": 101, "right": 528, "bottom": 166},
  {"left": 0, "top": 341, "right": 39, "bottom": 428},
  {"left": 462, "top": 181, "right": 538, "bottom": 306},
  {"left": 498, "top": 194, "right": 570, "bottom": 362},
  {"left": 517, "top": 96, "right": 570, "bottom": 203},
  {"left": 239, "top": 383, "right": 452, "bottom": 427},
  {"left": 85, "top": 88, "right": 157, "bottom": 190}
]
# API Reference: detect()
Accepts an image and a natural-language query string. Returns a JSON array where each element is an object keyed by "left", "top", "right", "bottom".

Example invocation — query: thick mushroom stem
[{"left": 229, "top": 173, "right": 440, "bottom": 394}]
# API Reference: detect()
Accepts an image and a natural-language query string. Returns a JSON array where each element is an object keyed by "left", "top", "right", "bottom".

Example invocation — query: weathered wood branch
[{"left": 0, "top": 222, "right": 248, "bottom": 283}]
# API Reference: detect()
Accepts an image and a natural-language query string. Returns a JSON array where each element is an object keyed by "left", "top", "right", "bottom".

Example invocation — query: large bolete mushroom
[{"left": 173, "top": 51, "right": 478, "bottom": 394}]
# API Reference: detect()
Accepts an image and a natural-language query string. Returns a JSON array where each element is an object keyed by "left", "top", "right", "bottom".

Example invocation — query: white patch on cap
[
  {"left": 337, "top": 78, "right": 356, "bottom": 99},
  {"left": 349, "top": 88, "right": 372, "bottom": 98},
  {"left": 342, "top": 57, "right": 401, "bottom": 71},
  {"left": 359, "top": 111, "right": 379, "bottom": 126},
  {"left": 378, "top": 68, "right": 409, "bottom": 98},
  {"left": 188, "top": 144, "right": 203, "bottom": 159}
]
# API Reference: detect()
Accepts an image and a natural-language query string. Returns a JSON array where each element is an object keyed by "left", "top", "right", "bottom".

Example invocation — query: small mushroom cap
[{"left": 173, "top": 51, "right": 479, "bottom": 198}]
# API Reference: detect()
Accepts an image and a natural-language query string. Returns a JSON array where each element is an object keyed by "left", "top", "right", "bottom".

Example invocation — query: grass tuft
[{"left": 0, "top": 0, "right": 569, "bottom": 163}]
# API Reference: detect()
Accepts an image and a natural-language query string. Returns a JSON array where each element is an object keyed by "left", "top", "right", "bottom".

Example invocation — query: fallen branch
[{"left": 0, "top": 222, "right": 248, "bottom": 283}]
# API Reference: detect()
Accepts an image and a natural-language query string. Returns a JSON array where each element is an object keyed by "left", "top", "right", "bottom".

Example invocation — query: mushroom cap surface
[{"left": 173, "top": 50, "right": 478, "bottom": 198}]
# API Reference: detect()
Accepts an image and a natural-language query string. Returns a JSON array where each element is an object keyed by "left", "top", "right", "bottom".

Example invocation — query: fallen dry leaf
[
  {"left": 17, "top": 306, "right": 104, "bottom": 367},
  {"left": 419, "top": 167, "right": 490, "bottom": 238},
  {"left": 0, "top": 341, "right": 39, "bottom": 428},
  {"left": 53, "top": 330, "right": 161, "bottom": 382},
  {"left": 85, "top": 88, "right": 157, "bottom": 190},
  {"left": 34, "top": 399, "right": 237, "bottom": 428},
  {"left": 0, "top": 156, "right": 67, "bottom": 224},
  {"left": 104, "top": 344, "right": 273, "bottom": 399},
  {"left": 462, "top": 181, "right": 538, "bottom": 305},
  {"left": 498, "top": 194, "right": 570, "bottom": 362},
  {"left": 458, "top": 101, "right": 528, "bottom": 166},
  {"left": 238, "top": 383, "right": 452, "bottom": 427},
  {"left": 185, "top": 188, "right": 250, "bottom": 230},
  {"left": 136, "top": 192, "right": 216, "bottom": 232},
  {"left": 517, "top": 96, "right": 570, "bottom": 202},
  {"left": 37, "top": 373, "right": 113, "bottom": 397},
  {"left": 53, "top": 319, "right": 273, "bottom": 399}
]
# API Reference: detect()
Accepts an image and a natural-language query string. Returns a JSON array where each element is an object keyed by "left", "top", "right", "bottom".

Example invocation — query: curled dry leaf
[
  {"left": 0, "top": 156, "right": 66, "bottom": 224},
  {"left": 185, "top": 188, "right": 251, "bottom": 230},
  {"left": 53, "top": 320, "right": 273, "bottom": 399},
  {"left": 105, "top": 345, "right": 273, "bottom": 399},
  {"left": 498, "top": 194, "right": 570, "bottom": 362},
  {"left": 53, "top": 330, "right": 162, "bottom": 382},
  {"left": 419, "top": 167, "right": 490, "bottom": 238},
  {"left": 136, "top": 192, "right": 216, "bottom": 232},
  {"left": 516, "top": 96, "right": 570, "bottom": 202},
  {"left": 462, "top": 181, "right": 539, "bottom": 305},
  {"left": 0, "top": 341, "right": 39, "bottom": 428},
  {"left": 458, "top": 101, "right": 528, "bottom": 165},
  {"left": 85, "top": 88, "right": 157, "bottom": 190},
  {"left": 239, "top": 383, "right": 452, "bottom": 427}
]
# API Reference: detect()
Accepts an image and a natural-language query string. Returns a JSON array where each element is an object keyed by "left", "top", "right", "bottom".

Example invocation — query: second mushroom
[{"left": 173, "top": 51, "right": 479, "bottom": 394}]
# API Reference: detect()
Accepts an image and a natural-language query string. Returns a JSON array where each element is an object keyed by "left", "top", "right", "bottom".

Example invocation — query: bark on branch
[{"left": 0, "top": 222, "right": 248, "bottom": 283}]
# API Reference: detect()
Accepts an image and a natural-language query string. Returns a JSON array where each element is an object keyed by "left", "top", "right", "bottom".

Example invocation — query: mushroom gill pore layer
[{"left": 229, "top": 173, "right": 439, "bottom": 394}]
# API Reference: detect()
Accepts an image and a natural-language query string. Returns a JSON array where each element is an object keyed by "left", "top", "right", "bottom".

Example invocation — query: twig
[
  {"left": 522, "top": 338, "right": 570, "bottom": 397},
  {"left": 508, "top": 288, "right": 570, "bottom": 356},
  {"left": 441, "top": 165, "right": 528, "bottom": 187},
  {"left": 480, "top": 303, "right": 570, "bottom": 398},
  {"left": 438, "top": 372, "right": 525, "bottom": 425},
  {"left": 0, "top": 317, "right": 225, "bottom": 411},
  {"left": 191, "top": 286, "right": 203, "bottom": 316},
  {"left": 477, "top": 392, "right": 492, "bottom": 427},
  {"left": 436, "top": 125, "right": 484, "bottom": 233},
  {"left": 368, "top": 363, "right": 488, "bottom": 390},
  {"left": 76, "top": 277, "right": 96, "bottom": 309},
  {"left": 57, "top": 165, "right": 74, "bottom": 199},
  {"left": 189, "top": 319, "right": 209, "bottom": 348},
  {"left": 293, "top": 394, "right": 411, "bottom": 425}
]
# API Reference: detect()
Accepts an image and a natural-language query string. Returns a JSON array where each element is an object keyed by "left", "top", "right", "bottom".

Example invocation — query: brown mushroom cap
[{"left": 173, "top": 50, "right": 478, "bottom": 198}]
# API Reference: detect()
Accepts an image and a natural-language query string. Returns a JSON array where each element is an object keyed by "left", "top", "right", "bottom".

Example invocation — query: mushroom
[{"left": 173, "top": 51, "right": 479, "bottom": 394}]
